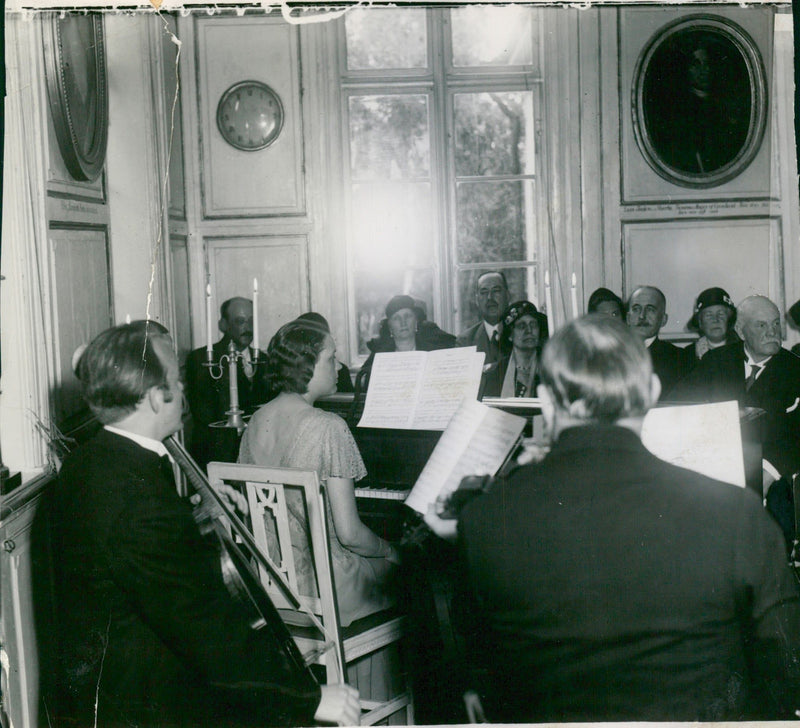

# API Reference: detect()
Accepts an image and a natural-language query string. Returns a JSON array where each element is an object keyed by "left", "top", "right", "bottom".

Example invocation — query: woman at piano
[
  {"left": 479, "top": 300, "right": 549, "bottom": 398},
  {"left": 238, "top": 320, "right": 400, "bottom": 626},
  {"left": 356, "top": 294, "right": 456, "bottom": 391}
]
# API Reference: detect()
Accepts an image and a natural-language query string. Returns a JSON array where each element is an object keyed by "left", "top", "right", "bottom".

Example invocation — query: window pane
[
  {"left": 455, "top": 180, "right": 535, "bottom": 264},
  {"left": 451, "top": 6, "right": 534, "bottom": 67},
  {"left": 457, "top": 267, "right": 537, "bottom": 332},
  {"left": 351, "top": 182, "right": 434, "bottom": 269},
  {"left": 349, "top": 95, "right": 430, "bottom": 179},
  {"left": 345, "top": 8, "right": 428, "bottom": 70},
  {"left": 454, "top": 91, "right": 535, "bottom": 177},
  {"left": 354, "top": 268, "right": 434, "bottom": 355}
]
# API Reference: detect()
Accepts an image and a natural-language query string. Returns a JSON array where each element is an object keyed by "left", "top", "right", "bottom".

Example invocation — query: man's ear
[
  {"left": 218, "top": 317, "right": 229, "bottom": 335},
  {"left": 147, "top": 385, "right": 165, "bottom": 415},
  {"left": 661, "top": 311, "right": 669, "bottom": 328},
  {"left": 649, "top": 374, "right": 662, "bottom": 407},
  {"left": 537, "top": 384, "right": 556, "bottom": 435},
  {"left": 734, "top": 318, "right": 745, "bottom": 339}
]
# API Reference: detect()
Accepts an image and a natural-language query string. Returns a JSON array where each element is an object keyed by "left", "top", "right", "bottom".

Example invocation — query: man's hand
[
  {"left": 314, "top": 683, "right": 360, "bottom": 726},
  {"left": 516, "top": 438, "right": 550, "bottom": 466},
  {"left": 423, "top": 503, "right": 459, "bottom": 542},
  {"left": 191, "top": 484, "right": 249, "bottom": 516}
]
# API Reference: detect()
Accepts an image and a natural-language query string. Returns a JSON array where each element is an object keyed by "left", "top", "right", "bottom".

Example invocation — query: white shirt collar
[
  {"left": 644, "top": 335, "right": 656, "bottom": 349},
  {"left": 104, "top": 425, "right": 169, "bottom": 458},
  {"left": 483, "top": 321, "right": 501, "bottom": 339},
  {"left": 743, "top": 347, "right": 772, "bottom": 372}
]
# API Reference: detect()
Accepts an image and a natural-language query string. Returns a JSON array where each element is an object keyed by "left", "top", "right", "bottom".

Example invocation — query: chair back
[{"left": 206, "top": 462, "right": 345, "bottom": 680}]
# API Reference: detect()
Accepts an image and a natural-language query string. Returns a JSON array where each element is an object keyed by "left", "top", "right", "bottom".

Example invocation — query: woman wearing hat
[
  {"left": 357, "top": 294, "right": 456, "bottom": 389},
  {"left": 684, "top": 286, "right": 739, "bottom": 368},
  {"left": 479, "top": 301, "right": 549, "bottom": 398}
]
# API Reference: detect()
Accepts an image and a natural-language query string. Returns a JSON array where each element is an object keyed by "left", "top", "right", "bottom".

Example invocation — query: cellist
[{"left": 31, "top": 321, "right": 359, "bottom": 727}]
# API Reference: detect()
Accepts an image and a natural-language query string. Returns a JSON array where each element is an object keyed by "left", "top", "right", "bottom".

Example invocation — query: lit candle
[
  {"left": 570, "top": 272, "right": 579, "bottom": 319},
  {"left": 252, "top": 278, "right": 259, "bottom": 352},
  {"left": 206, "top": 283, "right": 214, "bottom": 356},
  {"left": 544, "top": 270, "right": 554, "bottom": 332}
]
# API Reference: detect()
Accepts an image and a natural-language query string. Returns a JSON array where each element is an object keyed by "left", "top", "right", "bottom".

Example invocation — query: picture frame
[
  {"left": 42, "top": 13, "right": 109, "bottom": 182},
  {"left": 631, "top": 15, "right": 767, "bottom": 189}
]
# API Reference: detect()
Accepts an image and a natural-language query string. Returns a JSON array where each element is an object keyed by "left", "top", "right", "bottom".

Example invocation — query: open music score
[{"left": 358, "top": 348, "right": 485, "bottom": 430}]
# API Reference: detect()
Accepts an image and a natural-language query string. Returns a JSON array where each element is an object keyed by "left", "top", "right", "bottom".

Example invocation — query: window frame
[{"left": 338, "top": 6, "right": 545, "bottom": 363}]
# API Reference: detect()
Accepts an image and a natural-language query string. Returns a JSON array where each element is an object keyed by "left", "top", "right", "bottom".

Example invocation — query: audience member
[
  {"left": 789, "top": 298, "right": 800, "bottom": 356},
  {"left": 671, "top": 295, "right": 800, "bottom": 544},
  {"left": 31, "top": 321, "right": 359, "bottom": 727},
  {"left": 587, "top": 287, "right": 624, "bottom": 318},
  {"left": 683, "top": 286, "right": 738, "bottom": 367},
  {"left": 295, "top": 311, "right": 354, "bottom": 393},
  {"left": 239, "top": 321, "right": 400, "bottom": 627},
  {"left": 358, "top": 294, "right": 455, "bottom": 389},
  {"left": 480, "top": 301, "right": 548, "bottom": 398},
  {"left": 456, "top": 272, "right": 511, "bottom": 365},
  {"left": 626, "top": 285, "right": 685, "bottom": 397},
  {"left": 456, "top": 314, "right": 800, "bottom": 722},
  {"left": 185, "top": 297, "right": 269, "bottom": 467}
]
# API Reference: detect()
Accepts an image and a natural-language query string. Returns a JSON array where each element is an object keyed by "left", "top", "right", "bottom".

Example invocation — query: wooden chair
[{"left": 206, "top": 462, "right": 413, "bottom": 725}]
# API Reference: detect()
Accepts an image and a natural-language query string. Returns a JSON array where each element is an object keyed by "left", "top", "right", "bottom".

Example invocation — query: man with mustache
[
  {"left": 456, "top": 271, "right": 512, "bottom": 366},
  {"left": 673, "top": 295, "right": 800, "bottom": 544},
  {"left": 625, "top": 285, "right": 686, "bottom": 398},
  {"left": 185, "top": 297, "right": 269, "bottom": 467}
]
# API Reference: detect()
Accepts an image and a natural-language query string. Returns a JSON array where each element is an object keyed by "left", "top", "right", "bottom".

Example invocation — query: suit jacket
[
  {"left": 648, "top": 337, "right": 686, "bottom": 399},
  {"left": 671, "top": 341, "right": 800, "bottom": 479},
  {"left": 458, "top": 425, "right": 800, "bottom": 722},
  {"left": 456, "top": 322, "right": 509, "bottom": 366},
  {"left": 32, "top": 429, "right": 320, "bottom": 727},
  {"left": 185, "top": 340, "right": 270, "bottom": 467}
]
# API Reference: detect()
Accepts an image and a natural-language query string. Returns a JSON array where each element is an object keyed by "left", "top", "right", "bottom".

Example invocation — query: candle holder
[{"left": 203, "top": 340, "right": 262, "bottom": 433}]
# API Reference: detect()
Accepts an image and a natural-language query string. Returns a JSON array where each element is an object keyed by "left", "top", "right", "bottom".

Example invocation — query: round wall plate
[{"left": 216, "top": 80, "right": 285, "bottom": 152}]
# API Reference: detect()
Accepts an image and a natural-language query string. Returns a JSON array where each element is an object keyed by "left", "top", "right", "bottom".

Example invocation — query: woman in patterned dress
[{"left": 239, "top": 320, "right": 400, "bottom": 626}]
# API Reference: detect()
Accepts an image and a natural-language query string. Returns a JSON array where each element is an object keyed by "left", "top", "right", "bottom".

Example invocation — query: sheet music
[
  {"left": 357, "top": 351, "right": 426, "bottom": 429},
  {"left": 405, "top": 399, "right": 526, "bottom": 514},
  {"left": 357, "top": 347, "right": 483, "bottom": 430},
  {"left": 641, "top": 400, "right": 745, "bottom": 487},
  {"left": 413, "top": 350, "right": 485, "bottom": 429}
]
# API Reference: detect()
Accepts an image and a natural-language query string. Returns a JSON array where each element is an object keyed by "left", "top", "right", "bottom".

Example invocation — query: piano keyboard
[{"left": 354, "top": 487, "right": 410, "bottom": 501}]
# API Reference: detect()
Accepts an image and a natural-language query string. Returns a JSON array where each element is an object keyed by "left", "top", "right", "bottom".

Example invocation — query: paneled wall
[
  {"left": 180, "top": 15, "right": 315, "bottom": 356},
  {"left": 598, "top": 6, "right": 798, "bottom": 343}
]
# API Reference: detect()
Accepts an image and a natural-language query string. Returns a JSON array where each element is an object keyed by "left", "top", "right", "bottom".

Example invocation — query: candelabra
[{"left": 203, "top": 340, "right": 261, "bottom": 433}]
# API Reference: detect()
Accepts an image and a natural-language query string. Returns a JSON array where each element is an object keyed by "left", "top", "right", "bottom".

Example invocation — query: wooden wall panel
[
  {"left": 619, "top": 6, "right": 773, "bottom": 203},
  {"left": 623, "top": 218, "right": 780, "bottom": 337},
  {"left": 170, "top": 234, "right": 193, "bottom": 364},
  {"left": 207, "top": 235, "right": 309, "bottom": 348},
  {"left": 196, "top": 16, "right": 304, "bottom": 218},
  {"left": 48, "top": 227, "right": 113, "bottom": 423}
]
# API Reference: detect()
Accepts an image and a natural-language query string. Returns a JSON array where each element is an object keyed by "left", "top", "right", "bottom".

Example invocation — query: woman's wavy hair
[
  {"left": 540, "top": 314, "right": 654, "bottom": 423},
  {"left": 77, "top": 320, "right": 172, "bottom": 424},
  {"left": 266, "top": 320, "right": 328, "bottom": 395}
]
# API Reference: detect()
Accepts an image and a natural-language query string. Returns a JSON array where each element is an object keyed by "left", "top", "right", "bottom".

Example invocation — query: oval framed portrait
[
  {"left": 632, "top": 15, "right": 767, "bottom": 189},
  {"left": 43, "top": 13, "right": 108, "bottom": 182}
]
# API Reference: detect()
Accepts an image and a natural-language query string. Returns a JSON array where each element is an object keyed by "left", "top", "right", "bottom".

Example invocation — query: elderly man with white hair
[{"left": 672, "top": 295, "right": 800, "bottom": 541}]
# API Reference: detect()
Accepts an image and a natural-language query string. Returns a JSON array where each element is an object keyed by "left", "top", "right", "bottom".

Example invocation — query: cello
[{"left": 164, "top": 435, "right": 318, "bottom": 692}]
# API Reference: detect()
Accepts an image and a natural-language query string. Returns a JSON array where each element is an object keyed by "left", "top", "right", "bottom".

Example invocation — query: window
[{"left": 341, "top": 6, "right": 543, "bottom": 358}]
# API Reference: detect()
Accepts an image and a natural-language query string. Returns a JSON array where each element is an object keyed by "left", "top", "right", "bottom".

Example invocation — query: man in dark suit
[
  {"left": 456, "top": 271, "right": 511, "bottom": 365},
  {"left": 626, "top": 285, "right": 685, "bottom": 398},
  {"left": 455, "top": 315, "right": 800, "bottom": 722},
  {"left": 671, "top": 295, "right": 800, "bottom": 542},
  {"left": 32, "top": 321, "right": 359, "bottom": 727},
  {"left": 185, "top": 297, "right": 269, "bottom": 467}
]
